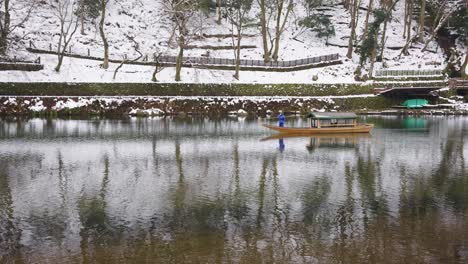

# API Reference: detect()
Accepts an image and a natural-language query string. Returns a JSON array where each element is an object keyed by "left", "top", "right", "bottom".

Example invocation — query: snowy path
[{"left": 26, "top": 47, "right": 341, "bottom": 71}]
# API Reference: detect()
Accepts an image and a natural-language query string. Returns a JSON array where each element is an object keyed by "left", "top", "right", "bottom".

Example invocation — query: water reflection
[
  {"left": 262, "top": 133, "right": 370, "bottom": 153},
  {"left": 0, "top": 116, "right": 468, "bottom": 263}
]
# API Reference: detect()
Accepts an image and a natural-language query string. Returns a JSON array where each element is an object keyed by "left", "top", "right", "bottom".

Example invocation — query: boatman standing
[{"left": 278, "top": 111, "right": 285, "bottom": 127}]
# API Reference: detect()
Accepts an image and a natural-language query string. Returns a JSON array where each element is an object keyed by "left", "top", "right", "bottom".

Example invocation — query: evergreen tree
[
  {"left": 82, "top": 0, "right": 100, "bottom": 19},
  {"left": 358, "top": 8, "right": 386, "bottom": 65},
  {"left": 299, "top": 13, "right": 335, "bottom": 44},
  {"left": 198, "top": 0, "right": 216, "bottom": 16},
  {"left": 453, "top": 6, "right": 468, "bottom": 78}
]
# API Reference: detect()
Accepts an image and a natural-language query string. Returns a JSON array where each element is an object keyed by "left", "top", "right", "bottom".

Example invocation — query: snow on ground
[
  {"left": 0, "top": 54, "right": 362, "bottom": 83},
  {"left": 3, "top": 0, "right": 450, "bottom": 83}
]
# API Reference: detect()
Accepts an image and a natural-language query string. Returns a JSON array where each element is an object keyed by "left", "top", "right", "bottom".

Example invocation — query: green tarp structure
[{"left": 401, "top": 99, "right": 428, "bottom": 108}]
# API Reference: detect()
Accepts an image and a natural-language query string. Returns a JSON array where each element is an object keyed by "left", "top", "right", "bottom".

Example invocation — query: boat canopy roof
[{"left": 309, "top": 112, "right": 357, "bottom": 120}]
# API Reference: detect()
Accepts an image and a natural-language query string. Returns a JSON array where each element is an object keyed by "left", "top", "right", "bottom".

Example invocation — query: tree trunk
[
  {"left": 0, "top": 0, "right": 11, "bottom": 54},
  {"left": 272, "top": 0, "right": 284, "bottom": 62},
  {"left": 272, "top": 0, "right": 291, "bottom": 62},
  {"left": 403, "top": 0, "right": 408, "bottom": 38},
  {"left": 216, "top": 0, "right": 222, "bottom": 24},
  {"left": 113, "top": 60, "right": 126, "bottom": 80},
  {"left": 55, "top": 55, "right": 65, "bottom": 72},
  {"left": 379, "top": 19, "right": 388, "bottom": 61},
  {"left": 343, "top": 0, "right": 351, "bottom": 10},
  {"left": 99, "top": 0, "right": 109, "bottom": 69},
  {"left": 152, "top": 63, "right": 160, "bottom": 82},
  {"left": 462, "top": 53, "right": 468, "bottom": 79},
  {"left": 421, "top": 14, "right": 452, "bottom": 52},
  {"left": 402, "top": 0, "right": 412, "bottom": 55},
  {"left": 346, "top": 0, "right": 359, "bottom": 58},
  {"left": 369, "top": 32, "right": 378, "bottom": 79},
  {"left": 55, "top": 8, "right": 79, "bottom": 73},
  {"left": 362, "top": 0, "right": 373, "bottom": 41},
  {"left": 175, "top": 36, "right": 184, "bottom": 82},
  {"left": 259, "top": 0, "right": 270, "bottom": 62},
  {"left": 80, "top": 3, "right": 85, "bottom": 35},
  {"left": 55, "top": 21, "right": 64, "bottom": 72},
  {"left": 234, "top": 27, "right": 242, "bottom": 80},
  {"left": 418, "top": 0, "right": 425, "bottom": 42},
  {"left": 421, "top": 34, "right": 434, "bottom": 51}
]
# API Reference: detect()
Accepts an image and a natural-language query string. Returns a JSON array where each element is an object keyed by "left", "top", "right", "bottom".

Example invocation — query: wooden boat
[{"left": 263, "top": 112, "right": 374, "bottom": 134}]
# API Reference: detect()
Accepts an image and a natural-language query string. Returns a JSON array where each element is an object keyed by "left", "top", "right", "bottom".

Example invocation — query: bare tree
[
  {"left": 152, "top": 52, "right": 164, "bottom": 82},
  {"left": 379, "top": 0, "right": 397, "bottom": 60},
  {"left": 421, "top": 0, "right": 457, "bottom": 52},
  {"left": 225, "top": 0, "right": 253, "bottom": 80},
  {"left": 256, "top": 0, "right": 293, "bottom": 62},
  {"left": 418, "top": 0, "right": 426, "bottom": 42},
  {"left": 51, "top": 0, "right": 79, "bottom": 72},
  {"left": 0, "top": 0, "right": 11, "bottom": 54},
  {"left": 162, "top": 0, "right": 197, "bottom": 82},
  {"left": 0, "top": 0, "right": 37, "bottom": 54},
  {"left": 271, "top": 0, "right": 293, "bottom": 62},
  {"left": 216, "top": 0, "right": 222, "bottom": 24},
  {"left": 362, "top": 0, "right": 373, "bottom": 41},
  {"left": 401, "top": 0, "right": 413, "bottom": 55},
  {"left": 113, "top": 35, "right": 143, "bottom": 80},
  {"left": 257, "top": 0, "right": 270, "bottom": 62},
  {"left": 360, "top": 0, "right": 399, "bottom": 78},
  {"left": 346, "top": 0, "right": 360, "bottom": 58},
  {"left": 79, "top": 0, "right": 85, "bottom": 35},
  {"left": 99, "top": 0, "right": 109, "bottom": 68}
]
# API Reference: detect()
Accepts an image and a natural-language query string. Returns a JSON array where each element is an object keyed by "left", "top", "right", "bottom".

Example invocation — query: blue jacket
[{"left": 278, "top": 113, "right": 285, "bottom": 124}]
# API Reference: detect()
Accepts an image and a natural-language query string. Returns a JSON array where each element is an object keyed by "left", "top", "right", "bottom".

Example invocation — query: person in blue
[{"left": 278, "top": 110, "right": 285, "bottom": 127}]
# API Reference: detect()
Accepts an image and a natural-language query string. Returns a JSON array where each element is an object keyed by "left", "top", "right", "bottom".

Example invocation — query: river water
[{"left": 0, "top": 116, "right": 467, "bottom": 263}]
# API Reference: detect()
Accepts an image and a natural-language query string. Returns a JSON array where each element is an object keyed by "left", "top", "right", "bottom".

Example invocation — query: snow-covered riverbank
[{"left": 0, "top": 95, "right": 399, "bottom": 117}]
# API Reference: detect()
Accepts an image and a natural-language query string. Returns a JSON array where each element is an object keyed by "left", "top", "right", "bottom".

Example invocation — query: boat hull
[{"left": 262, "top": 124, "right": 374, "bottom": 134}]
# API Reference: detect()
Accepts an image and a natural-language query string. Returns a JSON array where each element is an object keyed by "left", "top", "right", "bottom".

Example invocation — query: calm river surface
[{"left": 0, "top": 116, "right": 468, "bottom": 263}]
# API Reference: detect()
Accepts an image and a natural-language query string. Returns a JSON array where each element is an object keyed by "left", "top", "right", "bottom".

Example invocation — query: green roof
[{"left": 309, "top": 112, "right": 357, "bottom": 120}]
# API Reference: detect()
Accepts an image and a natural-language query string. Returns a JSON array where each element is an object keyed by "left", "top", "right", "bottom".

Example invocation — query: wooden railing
[
  {"left": 449, "top": 78, "right": 468, "bottom": 89},
  {"left": 157, "top": 54, "right": 340, "bottom": 68},
  {"left": 375, "top": 69, "right": 443, "bottom": 77},
  {"left": 28, "top": 41, "right": 340, "bottom": 69},
  {"left": 0, "top": 56, "right": 43, "bottom": 71}
]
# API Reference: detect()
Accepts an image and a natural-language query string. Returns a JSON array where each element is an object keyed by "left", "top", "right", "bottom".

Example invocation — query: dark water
[{"left": 0, "top": 116, "right": 467, "bottom": 263}]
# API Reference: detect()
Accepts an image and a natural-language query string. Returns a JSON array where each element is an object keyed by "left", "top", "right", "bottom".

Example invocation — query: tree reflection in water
[
  {"left": 0, "top": 161, "right": 21, "bottom": 263},
  {"left": 0, "top": 117, "right": 468, "bottom": 263}
]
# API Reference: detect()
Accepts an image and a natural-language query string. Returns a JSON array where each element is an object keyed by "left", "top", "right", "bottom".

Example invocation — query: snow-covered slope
[{"left": 4, "top": 0, "right": 449, "bottom": 83}]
